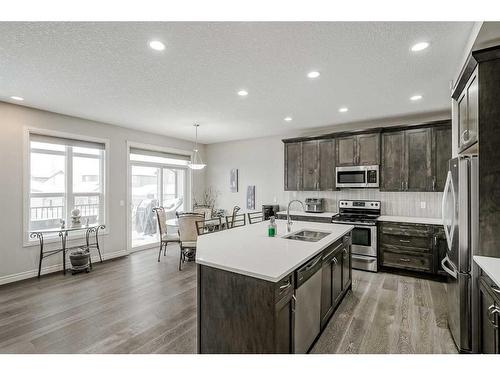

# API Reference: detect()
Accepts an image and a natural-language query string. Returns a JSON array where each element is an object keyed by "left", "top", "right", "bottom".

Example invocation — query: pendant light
[{"left": 188, "top": 124, "right": 206, "bottom": 170}]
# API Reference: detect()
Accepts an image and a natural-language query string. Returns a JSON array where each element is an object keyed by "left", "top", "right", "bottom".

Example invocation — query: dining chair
[
  {"left": 196, "top": 217, "right": 223, "bottom": 236},
  {"left": 177, "top": 212, "right": 205, "bottom": 270},
  {"left": 193, "top": 204, "right": 212, "bottom": 219},
  {"left": 153, "top": 207, "right": 180, "bottom": 262},
  {"left": 225, "top": 213, "right": 246, "bottom": 229},
  {"left": 247, "top": 211, "right": 264, "bottom": 224}
]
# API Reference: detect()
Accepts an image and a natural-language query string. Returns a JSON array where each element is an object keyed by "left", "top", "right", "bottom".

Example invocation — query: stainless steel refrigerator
[{"left": 441, "top": 155, "right": 479, "bottom": 353}]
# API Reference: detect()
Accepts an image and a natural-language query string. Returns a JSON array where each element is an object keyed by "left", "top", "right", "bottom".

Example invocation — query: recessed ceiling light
[
  {"left": 149, "top": 40, "right": 165, "bottom": 51},
  {"left": 10, "top": 96, "right": 24, "bottom": 101},
  {"left": 284, "top": 117, "right": 293, "bottom": 122},
  {"left": 411, "top": 42, "right": 429, "bottom": 52},
  {"left": 307, "top": 71, "right": 320, "bottom": 79},
  {"left": 339, "top": 107, "right": 348, "bottom": 113},
  {"left": 237, "top": 90, "right": 248, "bottom": 96},
  {"left": 410, "top": 95, "right": 423, "bottom": 101}
]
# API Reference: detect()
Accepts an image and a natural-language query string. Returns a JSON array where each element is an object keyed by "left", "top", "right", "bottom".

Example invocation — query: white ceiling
[{"left": 0, "top": 22, "right": 474, "bottom": 144}]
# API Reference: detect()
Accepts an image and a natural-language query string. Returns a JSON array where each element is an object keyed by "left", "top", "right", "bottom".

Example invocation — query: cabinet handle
[
  {"left": 400, "top": 258, "right": 411, "bottom": 262},
  {"left": 399, "top": 239, "right": 411, "bottom": 243},
  {"left": 491, "top": 285, "right": 500, "bottom": 294},
  {"left": 401, "top": 181, "right": 404, "bottom": 191},
  {"left": 488, "top": 305, "right": 499, "bottom": 328},
  {"left": 434, "top": 235, "right": 438, "bottom": 247},
  {"left": 279, "top": 281, "right": 291, "bottom": 290}
]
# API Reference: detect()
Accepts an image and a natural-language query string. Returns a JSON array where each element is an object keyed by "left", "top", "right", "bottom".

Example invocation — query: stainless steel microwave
[{"left": 335, "top": 165, "right": 379, "bottom": 188}]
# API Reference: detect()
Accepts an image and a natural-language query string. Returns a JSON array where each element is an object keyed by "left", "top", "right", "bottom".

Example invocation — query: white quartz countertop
[
  {"left": 377, "top": 215, "right": 443, "bottom": 226},
  {"left": 474, "top": 256, "right": 500, "bottom": 287},
  {"left": 196, "top": 220, "right": 353, "bottom": 282},
  {"left": 276, "top": 210, "right": 337, "bottom": 218}
]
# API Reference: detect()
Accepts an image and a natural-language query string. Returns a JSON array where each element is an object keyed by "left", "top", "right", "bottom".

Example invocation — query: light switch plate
[
  {"left": 420, "top": 201, "right": 426, "bottom": 209},
  {"left": 120, "top": 200, "right": 125, "bottom": 207}
]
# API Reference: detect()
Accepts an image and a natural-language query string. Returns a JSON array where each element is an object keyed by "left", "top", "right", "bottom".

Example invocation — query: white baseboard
[{"left": 0, "top": 249, "right": 129, "bottom": 286}]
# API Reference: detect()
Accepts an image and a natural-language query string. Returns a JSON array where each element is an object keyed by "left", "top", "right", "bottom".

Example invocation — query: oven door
[
  {"left": 350, "top": 224, "right": 377, "bottom": 257},
  {"left": 336, "top": 167, "right": 367, "bottom": 188}
]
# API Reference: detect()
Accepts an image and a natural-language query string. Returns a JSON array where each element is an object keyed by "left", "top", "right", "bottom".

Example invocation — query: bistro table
[{"left": 30, "top": 224, "right": 105, "bottom": 278}]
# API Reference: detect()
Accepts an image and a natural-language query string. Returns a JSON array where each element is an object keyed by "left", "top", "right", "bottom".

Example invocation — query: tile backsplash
[{"left": 286, "top": 189, "right": 443, "bottom": 218}]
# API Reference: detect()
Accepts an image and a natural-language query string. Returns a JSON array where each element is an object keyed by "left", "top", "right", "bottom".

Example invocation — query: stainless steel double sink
[{"left": 282, "top": 230, "right": 331, "bottom": 242}]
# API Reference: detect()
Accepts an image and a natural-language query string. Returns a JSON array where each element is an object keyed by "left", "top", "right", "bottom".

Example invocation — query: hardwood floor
[
  {"left": 311, "top": 269, "right": 458, "bottom": 354},
  {"left": 0, "top": 247, "right": 457, "bottom": 354}
]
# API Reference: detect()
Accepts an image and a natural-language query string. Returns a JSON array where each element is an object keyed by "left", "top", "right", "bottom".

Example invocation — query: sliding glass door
[{"left": 129, "top": 147, "right": 190, "bottom": 250}]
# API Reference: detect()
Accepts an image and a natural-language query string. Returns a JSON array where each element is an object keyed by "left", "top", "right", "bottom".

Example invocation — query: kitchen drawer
[
  {"left": 382, "top": 250, "right": 432, "bottom": 272},
  {"left": 379, "top": 222, "right": 433, "bottom": 237},
  {"left": 380, "top": 233, "right": 431, "bottom": 251},
  {"left": 275, "top": 273, "right": 294, "bottom": 302}
]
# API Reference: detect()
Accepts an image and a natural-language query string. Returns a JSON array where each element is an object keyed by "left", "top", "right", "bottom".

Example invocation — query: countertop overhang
[{"left": 196, "top": 220, "right": 354, "bottom": 283}]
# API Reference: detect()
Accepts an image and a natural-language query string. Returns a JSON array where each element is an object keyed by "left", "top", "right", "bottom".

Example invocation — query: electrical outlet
[{"left": 420, "top": 201, "right": 426, "bottom": 209}]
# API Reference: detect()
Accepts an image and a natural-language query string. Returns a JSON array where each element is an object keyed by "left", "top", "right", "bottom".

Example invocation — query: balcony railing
[{"left": 30, "top": 203, "right": 100, "bottom": 221}]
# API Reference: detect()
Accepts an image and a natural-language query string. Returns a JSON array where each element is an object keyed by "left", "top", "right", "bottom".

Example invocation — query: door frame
[{"left": 126, "top": 141, "right": 193, "bottom": 254}]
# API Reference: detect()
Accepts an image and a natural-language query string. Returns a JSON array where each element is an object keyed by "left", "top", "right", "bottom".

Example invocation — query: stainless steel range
[{"left": 331, "top": 200, "right": 380, "bottom": 272}]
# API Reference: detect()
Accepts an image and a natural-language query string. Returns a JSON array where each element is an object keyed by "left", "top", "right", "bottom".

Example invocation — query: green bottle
[{"left": 268, "top": 216, "right": 277, "bottom": 237}]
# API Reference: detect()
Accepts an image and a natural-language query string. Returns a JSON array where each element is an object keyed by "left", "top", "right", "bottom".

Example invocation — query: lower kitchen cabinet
[
  {"left": 379, "top": 221, "right": 446, "bottom": 277},
  {"left": 320, "top": 236, "right": 351, "bottom": 329},
  {"left": 275, "top": 290, "right": 295, "bottom": 354},
  {"left": 479, "top": 275, "right": 500, "bottom": 354}
]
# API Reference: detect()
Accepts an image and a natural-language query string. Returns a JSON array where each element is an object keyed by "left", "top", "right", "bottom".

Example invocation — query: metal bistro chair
[
  {"left": 177, "top": 212, "right": 205, "bottom": 270},
  {"left": 196, "top": 217, "right": 224, "bottom": 236},
  {"left": 153, "top": 207, "right": 180, "bottom": 262},
  {"left": 193, "top": 204, "right": 212, "bottom": 219},
  {"left": 247, "top": 211, "right": 264, "bottom": 224},
  {"left": 225, "top": 213, "right": 246, "bottom": 229}
]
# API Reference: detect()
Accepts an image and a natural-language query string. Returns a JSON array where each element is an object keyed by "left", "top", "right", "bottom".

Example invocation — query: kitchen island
[{"left": 196, "top": 219, "right": 353, "bottom": 354}]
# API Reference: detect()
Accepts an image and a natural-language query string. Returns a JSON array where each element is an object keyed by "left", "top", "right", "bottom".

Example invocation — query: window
[
  {"left": 129, "top": 147, "right": 190, "bottom": 249},
  {"left": 27, "top": 133, "right": 106, "bottom": 237}
]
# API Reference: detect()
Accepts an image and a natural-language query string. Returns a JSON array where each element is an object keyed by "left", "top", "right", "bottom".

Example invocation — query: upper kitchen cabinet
[
  {"left": 284, "top": 142, "right": 302, "bottom": 191},
  {"left": 380, "top": 131, "right": 405, "bottom": 191},
  {"left": 283, "top": 138, "right": 335, "bottom": 191},
  {"left": 318, "top": 139, "right": 335, "bottom": 191},
  {"left": 336, "top": 136, "right": 356, "bottom": 166},
  {"left": 380, "top": 121, "right": 451, "bottom": 192},
  {"left": 336, "top": 132, "right": 380, "bottom": 166},
  {"left": 456, "top": 66, "right": 479, "bottom": 154},
  {"left": 302, "top": 140, "right": 319, "bottom": 191},
  {"left": 405, "top": 127, "right": 432, "bottom": 191},
  {"left": 357, "top": 133, "right": 380, "bottom": 165},
  {"left": 433, "top": 124, "right": 453, "bottom": 191}
]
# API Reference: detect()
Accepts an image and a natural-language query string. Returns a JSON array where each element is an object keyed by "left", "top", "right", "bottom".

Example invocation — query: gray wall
[
  {"left": 0, "top": 102, "right": 206, "bottom": 284},
  {"left": 205, "top": 113, "right": 449, "bottom": 218}
]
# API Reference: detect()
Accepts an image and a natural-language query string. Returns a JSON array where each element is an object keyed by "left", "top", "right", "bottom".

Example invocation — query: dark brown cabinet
[
  {"left": 318, "top": 139, "right": 335, "bottom": 190},
  {"left": 433, "top": 125, "right": 453, "bottom": 191},
  {"left": 320, "top": 237, "right": 351, "bottom": 329},
  {"left": 380, "top": 122, "right": 450, "bottom": 192},
  {"left": 379, "top": 221, "right": 447, "bottom": 276},
  {"left": 284, "top": 142, "right": 302, "bottom": 191},
  {"left": 336, "top": 135, "right": 357, "bottom": 166},
  {"left": 302, "top": 141, "right": 319, "bottom": 191},
  {"left": 336, "top": 132, "right": 379, "bottom": 167},
  {"left": 275, "top": 291, "right": 295, "bottom": 354},
  {"left": 457, "top": 68, "right": 479, "bottom": 153},
  {"left": 479, "top": 276, "right": 500, "bottom": 354},
  {"left": 381, "top": 131, "right": 405, "bottom": 191},
  {"left": 283, "top": 139, "right": 335, "bottom": 191},
  {"left": 405, "top": 127, "right": 432, "bottom": 191},
  {"left": 357, "top": 133, "right": 380, "bottom": 165}
]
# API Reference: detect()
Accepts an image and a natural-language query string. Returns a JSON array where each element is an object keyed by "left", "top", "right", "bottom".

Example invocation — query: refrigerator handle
[
  {"left": 441, "top": 255, "right": 458, "bottom": 278},
  {"left": 441, "top": 171, "right": 455, "bottom": 251}
]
